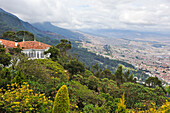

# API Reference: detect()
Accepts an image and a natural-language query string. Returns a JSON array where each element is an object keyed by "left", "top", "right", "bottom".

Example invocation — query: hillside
[
  {"left": 0, "top": 8, "right": 149, "bottom": 81},
  {"left": 0, "top": 8, "right": 64, "bottom": 45}
]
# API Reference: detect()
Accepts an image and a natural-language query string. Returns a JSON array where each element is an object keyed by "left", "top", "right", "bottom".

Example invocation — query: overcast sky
[{"left": 0, "top": 0, "right": 170, "bottom": 32}]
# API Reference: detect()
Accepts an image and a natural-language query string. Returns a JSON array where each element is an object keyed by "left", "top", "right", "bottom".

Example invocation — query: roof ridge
[{"left": 0, "top": 39, "right": 51, "bottom": 50}]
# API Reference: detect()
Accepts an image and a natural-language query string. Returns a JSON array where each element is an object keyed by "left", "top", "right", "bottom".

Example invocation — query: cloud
[{"left": 0, "top": 0, "right": 170, "bottom": 32}]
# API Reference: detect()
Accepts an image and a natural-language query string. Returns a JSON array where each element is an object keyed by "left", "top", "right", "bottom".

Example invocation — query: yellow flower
[{"left": 13, "top": 102, "right": 20, "bottom": 104}]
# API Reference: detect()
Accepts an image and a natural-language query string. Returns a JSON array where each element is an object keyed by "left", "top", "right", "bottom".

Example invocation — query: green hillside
[{"left": 0, "top": 40, "right": 169, "bottom": 112}]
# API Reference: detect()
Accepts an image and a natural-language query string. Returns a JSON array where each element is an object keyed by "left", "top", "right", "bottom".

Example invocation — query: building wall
[{"left": 22, "top": 49, "right": 50, "bottom": 59}]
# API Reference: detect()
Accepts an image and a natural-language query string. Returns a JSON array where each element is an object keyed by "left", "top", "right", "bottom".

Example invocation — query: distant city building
[{"left": 0, "top": 39, "right": 51, "bottom": 59}]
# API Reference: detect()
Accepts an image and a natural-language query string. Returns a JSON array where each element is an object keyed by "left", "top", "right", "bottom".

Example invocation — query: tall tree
[
  {"left": 92, "top": 63, "right": 99, "bottom": 74},
  {"left": 102, "top": 69, "right": 112, "bottom": 79},
  {"left": 16, "top": 30, "right": 34, "bottom": 41},
  {"left": 44, "top": 45, "right": 60, "bottom": 61},
  {"left": 114, "top": 65, "right": 124, "bottom": 86},
  {"left": 2, "top": 31, "right": 34, "bottom": 42},
  {"left": 2, "top": 31, "right": 20, "bottom": 41},
  {"left": 56, "top": 39, "right": 71, "bottom": 56}
]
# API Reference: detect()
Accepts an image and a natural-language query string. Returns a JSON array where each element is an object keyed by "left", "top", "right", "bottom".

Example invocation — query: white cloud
[{"left": 0, "top": 0, "right": 170, "bottom": 32}]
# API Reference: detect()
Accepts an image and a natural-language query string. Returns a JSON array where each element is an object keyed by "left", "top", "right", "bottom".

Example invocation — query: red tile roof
[{"left": 0, "top": 39, "right": 51, "bottom": 52}]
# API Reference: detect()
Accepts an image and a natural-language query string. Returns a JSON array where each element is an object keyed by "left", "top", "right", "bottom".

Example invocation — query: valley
[{"left": 79, "top": 32, "right": 170, "bottom": 84}]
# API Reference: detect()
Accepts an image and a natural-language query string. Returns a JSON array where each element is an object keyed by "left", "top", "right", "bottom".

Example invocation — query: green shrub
[{"left": 52, "top": 85, "right": 70, "bottom": 113}]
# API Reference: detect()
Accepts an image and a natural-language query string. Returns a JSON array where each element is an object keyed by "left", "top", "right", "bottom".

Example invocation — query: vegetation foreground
[{"left": 0, "top": 36, "right": 170, "bottom": 112}]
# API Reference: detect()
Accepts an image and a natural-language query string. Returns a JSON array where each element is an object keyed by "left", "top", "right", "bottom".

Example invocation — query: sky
[{"left": 0, "top": 0, "right": 170, "bottom": 32}]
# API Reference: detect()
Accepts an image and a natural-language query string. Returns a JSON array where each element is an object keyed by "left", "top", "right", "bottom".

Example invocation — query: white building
[{"left": 0, "top": 39, "right": 51, "bottom": 59}]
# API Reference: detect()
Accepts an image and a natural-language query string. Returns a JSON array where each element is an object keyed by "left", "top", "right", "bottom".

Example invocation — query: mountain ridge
[
  {"left": 0, "top": 8, "right": 68, "bottom": 45},
  {"left": 32, "top": 22, "right": 86, "bottom": 41}
]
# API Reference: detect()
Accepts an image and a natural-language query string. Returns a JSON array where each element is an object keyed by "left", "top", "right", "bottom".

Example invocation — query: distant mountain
[
  {"left": 80, "top": 29, "right": 170, "bottom": 43},
  {"left": 0, "top": 8, "right": 65, "bottom": 45},
  {"left": 32, "top": 22, "right": 86, "bottom": 41}
]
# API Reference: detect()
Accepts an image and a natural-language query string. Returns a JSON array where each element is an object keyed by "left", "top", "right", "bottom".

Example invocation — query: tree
[
  {"left": 64, "top": 60, "right": 85, "bottom": 77},
  {"left": 2, "top": 31, "right": 34, "bottom": 42},
  {"left": 44, "top": 45, "right": 60, "bottom": 61},
  {"left": 166, "top": 86, "right": 170, "bottom": 95},
  {"left": 124, "top": 70, "right": 130, "bottom": 82},
  {"left": 102, "top": 69, "right": 112, "bottom": 79},
  {"left": 92, "top": 63, "right": 99, "bottom": 74},
  {"left": 113, "top": 66, "right": 136, "bottom": 86},
  {"left": 56, "top": 39, "right": 71, "bottom": 56},
  {"left": 52, "top": 85, "right": 70, "bottom": 113},
  {"left": 145, "top": 77, "right": 162, "bottom": 88},
  {"left": 2, "top": 31, "right": 20, "bottom": 41},
  {"left": 0, "top": 44, "right": 11, "bottom": 67},
  {"left": 8, "top": 45, "right": 22, "bottom": 55},
  {"left": 114, "top": 65, "right": 124, "bottom": 86},
  {"left": 16, "top": 30, "right": 34, "bottom": 41}
]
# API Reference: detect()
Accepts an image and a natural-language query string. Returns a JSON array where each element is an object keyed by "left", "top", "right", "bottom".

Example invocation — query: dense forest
[{"left": 0, "top": 31, "right": 170, "bottom": 112}]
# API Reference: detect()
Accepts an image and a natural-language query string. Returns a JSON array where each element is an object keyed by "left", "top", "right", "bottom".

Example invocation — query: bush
[
  {"left": 130, "top": 100, "right": 170, "bottom": 113},
  {"left": 52, "top": 85, "right": 70, "bottom": 113},
  {"left": 120, "top": 82, "right": 167, "bottom": 109},
  {"left": 116, "top": 92, "right": 127, "bottom": 113},
  {"left": 17, "top": 59, "right": 68, "bottom": 83},
  {"left": 0, "top": 82, "right": 53, "bottom": 112}
]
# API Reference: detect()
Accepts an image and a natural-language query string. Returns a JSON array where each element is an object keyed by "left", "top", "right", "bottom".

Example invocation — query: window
[
  {"left": 31, "top": 52, "right": 33, "bottom": 57},
  {"left": 27, "top": 52, "right": 29, "bottom": 57},
  {"left": 41, "top": 52, "right": 44, "bottom": 58},
  {"left": 37, "top": 52, "right": 39, "bottom": 58},
  {"left": 29, "top": 52, "right": 31, "bottom": 57},
  {"left": 33, "top": 51, "right": 36, "bottom": 57}
]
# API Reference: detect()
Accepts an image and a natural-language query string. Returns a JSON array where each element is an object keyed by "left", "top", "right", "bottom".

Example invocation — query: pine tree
[
  {"left": 115, "top": 65, "right": 124, "bottom": 86},
  {"left": 52, "top": 85, "right": 70, "bottom": 113}
]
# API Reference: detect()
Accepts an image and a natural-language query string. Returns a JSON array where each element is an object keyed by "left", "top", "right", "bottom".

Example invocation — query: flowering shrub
[
  {"left": 0, "top": 82, "right": 53, "bottom": 112},
  {"left": 158, "top": 100, "right": 170, "bottom": 113},
  {"left": 116, "top": 92, "right": 127, "bottom": 113},
  {"left": 128, "top": 100, "right": 170, "bottom": 113}
]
